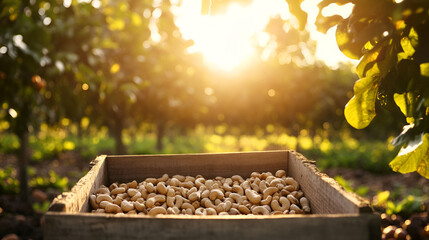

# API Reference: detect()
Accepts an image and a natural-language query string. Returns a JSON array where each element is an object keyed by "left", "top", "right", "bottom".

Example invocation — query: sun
[
  {"left": 174, "top": 0, "right": 357, "bottom": 71},
  {"left": 175, "top": 0, "right": 289, "bottom": 71},
  {"left": 186, "top": 13, "right": 255, "bottom": 71}
]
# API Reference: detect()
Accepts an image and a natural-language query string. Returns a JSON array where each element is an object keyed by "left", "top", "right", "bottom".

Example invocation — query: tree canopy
[{"left": 287, "top": 0, "right": 429, "bottom": 178}]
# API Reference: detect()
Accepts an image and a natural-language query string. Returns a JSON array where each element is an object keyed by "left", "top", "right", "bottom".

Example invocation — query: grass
[{"left": 0, "top": 123, "right": 399, "bottom": 173}]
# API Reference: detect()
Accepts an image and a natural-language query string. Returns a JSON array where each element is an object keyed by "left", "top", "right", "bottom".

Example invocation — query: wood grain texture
[
  {"left": 45, "top": 151, "right": 380, "bottom": 239},
  {"left": 43, "top": 212, "right": 380, "bottom": 240},
  {"left": 287, "top": 151, "right": 371, "bottom": 214},
  {"left": 48, "top": 155, "right": 107, "bottom": 213},
  {"left": 106, "top": 151, "right": 289, "bottom": 183}
]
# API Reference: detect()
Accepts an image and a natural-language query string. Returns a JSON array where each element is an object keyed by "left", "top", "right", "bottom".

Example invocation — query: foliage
[
  {"left": 32, "top": 200, "right": 50, "bottom": 213},
  {"left": 334, "top": 175, "right": 369, "bottom": 197},
  {"left": 29, "top": 170, "right": 69, "bottom": 192},
  {"left": 0, "top": 166, "right": 19, "bottom": 194},
  {"left": 374, "top": 190, "right": 427, "bottom": 218},
  {"left": 288, "top": 0, "right": 429, "bottom": 178}
]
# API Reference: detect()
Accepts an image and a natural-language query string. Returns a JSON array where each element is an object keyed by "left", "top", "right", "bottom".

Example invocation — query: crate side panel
[
  {"left": 287, "top": 151, "right": 370, "bottom": 214},
  {"left": 48, "top": 155, "right": 108, "bottom": 213},
  {"left": 106, "top": 151, "right": 289, "bottom": 183},
  {"left": 44, "top": 213, "right": 380, "bottom": 240}
]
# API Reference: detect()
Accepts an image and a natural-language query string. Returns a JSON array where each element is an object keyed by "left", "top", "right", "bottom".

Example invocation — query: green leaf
[
  {"left": 420, "top": 63, "right": 429, "bottom": 77},
  {"left": 336, "top": 19, "right": 364, "bottom": 60},
  {"left": 389, "top": 133, "right": 429, "bottom": 178},
  {"left": 408, "top": 27, "right": 419, "bottom": 48},
  {"left": 393, "top": 92, "right": 411, "bottom": 118},
  {"left": 285, "top": 0, "right": 308, "bottom": 30},
  {"left": 344, "top": 75, "right": 379, "bottom": 129},
  {"left": 375, "top": 190, "right": 390, "bottom": 206},
  {"left": 400, "top": 37, "right": 415, "bottom": 57}
]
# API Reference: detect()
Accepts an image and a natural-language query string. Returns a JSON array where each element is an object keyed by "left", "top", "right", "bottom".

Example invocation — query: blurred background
[{"left": 0, "top": 0, "right": 428, "bottom": 239}]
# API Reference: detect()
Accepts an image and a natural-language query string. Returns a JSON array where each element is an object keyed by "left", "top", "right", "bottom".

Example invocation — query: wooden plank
[
  {"left": 48, "top": 155, "right": 107, "bottom": 213},
  {"left": 44, "top": 212, "right": 380, "bottom": 240},
  {"left": 106, "top": 151, "right": 289, "bottom": 183},
  {"left": 287, "top": 151, "right": 371, "bottom": 214}
]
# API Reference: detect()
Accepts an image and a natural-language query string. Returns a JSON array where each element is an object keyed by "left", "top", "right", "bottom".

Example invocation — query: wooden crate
[{"left": 44, "top": 150, "right": 380, "bottom": 240}]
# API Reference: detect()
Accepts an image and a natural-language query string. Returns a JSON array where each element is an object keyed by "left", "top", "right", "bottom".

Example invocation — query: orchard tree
[
  {"left": 288, "top": 0, "right": 429, "bottom": 178},
  {"left": 138, "top": 0, "right": 208, "bottom": 151},
  {"left": 0, "top": 0, "right": 59, "bottom": 201}
]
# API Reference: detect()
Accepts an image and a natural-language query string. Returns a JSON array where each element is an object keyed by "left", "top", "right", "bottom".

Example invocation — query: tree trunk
[
  {"left": 110, "top": 115, "right": 127, "bottom": 155},
  {"left": 156, "top": 122, "right": 165, "bottom": 152},
  {"left": 18, "top": 131, "right": 30, "bottom": 203},
  {"left": 112, "top": 125, "right": 126, "bottom": 155}
]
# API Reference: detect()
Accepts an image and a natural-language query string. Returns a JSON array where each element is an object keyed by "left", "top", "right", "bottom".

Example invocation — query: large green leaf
[
  {"left": 344, "top": 75, "right": 379, "bottom": 129},
  {"left": 389, "top": 133, "right": 429, "bottom": 178},
  {"left": 393, "top": 92, "right": 415, "bottom": 123},
  {"left": 336, "top": 18, "right": 364, "bottom": 59},
  {"left": 420, "top": 62, "right": 429, "bottom": 77},
  {"left": 401, "top": 37, "right": 415, "bottom": 57}
]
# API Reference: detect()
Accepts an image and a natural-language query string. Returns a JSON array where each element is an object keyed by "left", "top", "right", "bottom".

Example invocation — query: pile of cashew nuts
[{"left": 89, "top": 170, "right": 311, "bottom": 216}]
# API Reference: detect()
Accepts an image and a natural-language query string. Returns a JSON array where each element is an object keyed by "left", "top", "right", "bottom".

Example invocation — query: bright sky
[{"left": 173, "top": 0, "right": 358, "bottom": 71}]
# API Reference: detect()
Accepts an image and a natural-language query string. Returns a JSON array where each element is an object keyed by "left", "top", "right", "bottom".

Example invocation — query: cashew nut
[
  {"left": 167, "top": 206, "right": 180, "bottom": 215},
  {"left": 237, "top": 205, "right": 250, "bottom": 214},
  {"left": 188, "top": 191, "right": 201, "bottom": 202},
  {"left": 157, "top": 174, "right": 169, "bottom": 183},
  {"left": 209, "top": 189, "right": 224, "bottom": 201},
  {"left": 300, "top": 197, "right": 311, "bottom": 213},
  {"left": 134, "top": 201, "right": 145, "bottom": 212},
  {"left": 96, "top": 194, "right": 113, "bottom": 204},
  {"left": 110, "top": 187, "right": 126, "bottom": 195},
  {"left": 250, "top": 172, "right": 261, "bottom": 179},
  {"left": 172, "top": 175, "right": 185, "bottom": 182},
  {"left": 204, "top": 179, "right": 214, "bottom": 190},
  {"left": 229, "top": 193, "right": 243, "bottom": 204},
  {"left": 156, "top": 182, "right": 168, "bottom": 195},
  {"left": 113, "top": 196, "right": 123, "bottom": 206},
  {"left": 169, "top": 178, "right": 180, "bottom": 187},
  {"left": 195, "top": 178, "right": 205, "bottom": 188},
  {"left": 174, "top": 195, "right": 184, "bottom": 209},
  {"left": 127, "top": 180, "right": 138, "bottom": 189},
  {"left": 245, "top": 189, "right": 261, "bottom": 205},
  {"left": 260, "top": 172, "right": 273, "bottom": 180},
  {"left": 201, "top": 198, "right": 216, "bottom": 209},
  {"left": 261, "top": 187, "right": 277, "bottom": 200},
  {"left": 259, "top": 180, "right": 268, "bottom": 192},
  {"left": 275, "top": 170, "right": 286, "bottom": 178},
  {"left": 271, "top": 197, "right": 291, "bottom": 212},
  {"left": 287, "top": 194, "right": 299, "bottom": 205},
  {"left": 148, "top": 206, "right": 167, "bottom": 216},
  {"left": 146, "top": 183, "right": 155, "bottom": 193},
  {"left": 145, "top": 178, "right": 157, "bottom": 184},
  {"left": 260, "top": 195, "right": 272, "bottom": 205},
  {"left": 89, "top": 194, "right": 98, "bottom": 209},
  {"left": 181, "top": 202, "right": 196, "bottom": 214},
  {"left": 96, "top": 186, "right": 110, "bottom": 195},
  {"left": 206, "top": 207, "right": 217, "bottom": 215},
  {"left": 146, "top": 195, "right": 166, "bottom": 208},
  {"left": 195, "top": 207, "right": 206, "bottom": 215},
  {"left": 121, "top": 200, "right": 134, "bottom": 212},
  {"left": 231, "top": 175, "right": 245, "bottom": 183},
  {"left": 285, "top": 177, "right": 299, "bottom": 191},
  {"left": 104, "top": 202, "right": 122, "bottom": 214},
  {"left": 252, "top": 206, "right": 270, "bottom": 215},
  {"left": 290, "top": 204, "right": 303, "bottom": 214},
  {"left": 232, "top": 185, "right": 244, "bottom": 195},
  {"left": 127, "top": 188, "right": 139, "bottom": 197}
]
